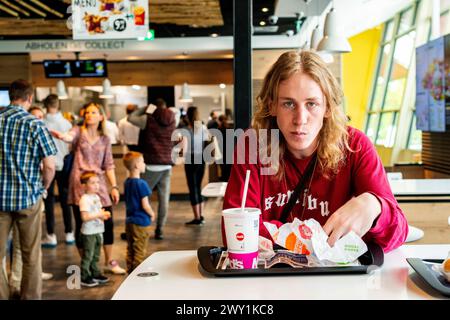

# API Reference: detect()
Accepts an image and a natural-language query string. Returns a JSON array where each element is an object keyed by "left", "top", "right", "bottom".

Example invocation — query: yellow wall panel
[{"left": 343, "top": 26, "right": 383, "bottom": 130}]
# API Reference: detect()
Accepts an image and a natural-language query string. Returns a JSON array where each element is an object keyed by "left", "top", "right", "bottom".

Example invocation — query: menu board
[
  {"left": 72, "top": 0, "right": 149, "bottom": 40},
  {"left": 415, "top": 35, "right": 448, "bottom": 132}
]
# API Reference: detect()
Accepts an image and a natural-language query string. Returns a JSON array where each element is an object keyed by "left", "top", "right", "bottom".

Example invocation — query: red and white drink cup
[{"left": 222, "top": 208, "right": 261, "bottom": 269}]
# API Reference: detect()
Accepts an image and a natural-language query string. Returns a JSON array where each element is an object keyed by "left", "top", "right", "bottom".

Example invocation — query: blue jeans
[{"left": 143, "top": 169, "right": 172, "bottom": 231}]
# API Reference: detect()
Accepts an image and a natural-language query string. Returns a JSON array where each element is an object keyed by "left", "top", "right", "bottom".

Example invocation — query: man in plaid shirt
[{"left": 0, "top": 79, "right": 57, "bottom": 300}]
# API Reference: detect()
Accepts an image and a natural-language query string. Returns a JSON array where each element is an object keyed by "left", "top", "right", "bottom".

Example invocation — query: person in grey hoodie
[
  {"left": 42, "top": 94, "right": 74, "bottom": 247},
  {"left": 128, "top": 98, "right": 176, "bottom": 240}
]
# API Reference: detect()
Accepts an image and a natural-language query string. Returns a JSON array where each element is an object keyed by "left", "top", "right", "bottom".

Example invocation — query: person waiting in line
[
  {"left": 223, "top": 51, "right": 408, "bottom": 252},
  {"left": 122, "top": 152, "right": 155, "bottom": 273},
  {"left": 41, "top": 94, "right": 75, "bottom": 247},
  {"left": 51, "top": 102, "right": 126, "bottom": 275},
  {"left": 0, "top": 79, "right": 57, "bottom": 300},
  {"left": 78, "top": 172, "right": 111, "bottom": 287},
  {"left": 128, "top": 98, "right": 176, "bottom": 240},
  {"left": 217, "top": 114, "right": 232, "bottom": 182},
  {"left": 118, "top": 104, "right": 141, "bottom": 152},
  {"left": 29, "top": 106, "right": 45, "bottom": 120},
  {"left": 104, "top": 107, "right": 120, "bottom": 145},
  {"left": 207, "top": 110, "right": 220, "bottom": 129},
  {"left": 181, "top": 106, "right": 209, "bottom": 226}
]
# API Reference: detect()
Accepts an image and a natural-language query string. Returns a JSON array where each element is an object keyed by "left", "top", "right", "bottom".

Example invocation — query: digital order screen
[{"left": 43, "top": 59, "right": 108, "bottom": 78}]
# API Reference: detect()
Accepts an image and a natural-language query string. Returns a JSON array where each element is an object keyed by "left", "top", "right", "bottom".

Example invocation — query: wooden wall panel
[
  {"left": 0, "top": 54, "right": 31, "bottom": 85},
  {"left": 31, "top": 60, "right": 233, "bottom": 87},
  {"left": 422, "top": 130, "right": 450, "bottom": 176}
]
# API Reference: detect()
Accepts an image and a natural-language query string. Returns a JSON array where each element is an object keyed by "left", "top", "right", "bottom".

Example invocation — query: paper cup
[{"left": 222, "top": 208, "right": 261, "bottom": 269}]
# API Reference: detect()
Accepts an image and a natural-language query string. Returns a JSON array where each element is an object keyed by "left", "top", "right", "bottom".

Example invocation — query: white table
[
  {"left": 112, "top": 244, "right": 450, "bottom": 300},
  {"left": 202, "top": 179, "right": 450, "bottom": 199},
  {"left": 201, "top": 182, "right": 228, "bottom": 198},
  {"left": 389, "top": 179, "right": 450, "bottom": 199}
]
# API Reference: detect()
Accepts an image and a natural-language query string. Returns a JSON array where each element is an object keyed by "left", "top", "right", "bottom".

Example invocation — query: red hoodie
[{"left": 223, "top": 126, "right": 408, "bottom": 253}]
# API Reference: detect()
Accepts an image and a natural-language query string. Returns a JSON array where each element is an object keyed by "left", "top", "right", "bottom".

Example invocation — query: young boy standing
[
  {"left": 123, "top": 152, "right": 155, "bottom": 273},
  {"left": 79, "top": 172, "right": 111, "bottom": 287}
]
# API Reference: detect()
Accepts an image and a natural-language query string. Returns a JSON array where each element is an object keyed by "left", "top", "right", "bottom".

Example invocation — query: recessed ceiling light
[
  {"left": 210, "top": 33, "right": 219, "bottom": 38},
  {"left": 259, "top": 21, "right": 266, "bottom": 26},
  {"left": 262, "top": 7, "right": 269, "bottom": 13},
  {"left": 132, "top": 85, "right": 141, "bottom": 90},
  {"left": 219, "top": 83, "right": 226, "bottom": 89}
]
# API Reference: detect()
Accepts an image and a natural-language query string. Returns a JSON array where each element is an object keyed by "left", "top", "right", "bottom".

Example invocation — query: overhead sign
[{"left": 72, "top": 0, "right": 149, "bottom": 40}]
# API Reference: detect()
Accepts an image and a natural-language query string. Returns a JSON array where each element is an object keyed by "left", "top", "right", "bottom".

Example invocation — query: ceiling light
[
  {"left": 317, "top": 8, "right": 352, "bottom": 53},
  {"left": 259, "top": 21, "right": 266, "bottom": 26},
  {"left": 219, "top": 83, "right": 226, "bottom": 89},
  {"left": 132, "top": 85, "right": 141, "bottom": 91},
  {"left": 210, "top": 33, "right": 219, "bottom": 38},
  {"left": 179, "top": 82, "right": 193, "bottom": 103},
  {"left": 262, "top": 7, "right": 269, "bottom": 13},
  {"left": 99, "top": 78, "right": 114, "bottom": 99},
  {"left": 310, "top": 25, "right": 322, "bottom": 50},
  {"left": 56, "top": 80, "right": 68, "bottom": 100}
]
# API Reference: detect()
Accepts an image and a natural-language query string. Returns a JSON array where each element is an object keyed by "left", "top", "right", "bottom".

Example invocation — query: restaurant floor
[
  {"left": 39, "top": 198, "right": 224, "bottom": 300},
  {"left": 14, "top": 198, "right": 450, "bottom": 299}
]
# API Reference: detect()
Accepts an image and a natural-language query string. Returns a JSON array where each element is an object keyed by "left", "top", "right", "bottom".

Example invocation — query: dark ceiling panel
[{"left": 0, "top": 0, "right": 304, "bottom": 39}]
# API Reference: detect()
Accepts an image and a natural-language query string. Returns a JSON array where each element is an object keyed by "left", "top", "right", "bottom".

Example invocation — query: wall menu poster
[
  {"left": 72, "top": 0, "right": 149, "bottom": 40},
  {"left": 415, "top": 36, "right": 447, "bottom": 132},
  {"left": 416, "top": 43, "right": 430, "bottom": 131}
]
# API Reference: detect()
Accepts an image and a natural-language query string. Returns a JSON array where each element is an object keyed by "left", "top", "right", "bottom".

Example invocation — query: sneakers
[
  {"left": 104, "top": 260, "right": 126, "bottom": 275},
  {"left": 185, "top": 218, "right": 205, "bottom": 226},
  {"left": 154, "top": 228, "right": 164, "bottom": 240},
  {"left": 41, "top": 234, "right": 57, "bottom": 248},
  {"left": 42, "top": 272, "right": 53, "bottom": 281},
  {"left": 65, "top": 232, "right": 75, "bottom": 245},
  {"left": 81, "top": 277, "right": 99, "bottom": 288},
  {"left": 92, "top": 275, "right": 110, "bottom": 284}
]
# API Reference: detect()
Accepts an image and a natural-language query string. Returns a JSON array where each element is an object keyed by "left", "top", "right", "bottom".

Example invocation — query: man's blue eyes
[
  {"left": 283, "top": 101, "right": 295, "bottom": 108},
  {"left": 282, "top": 101, "right": 318, "bottom": 109}
]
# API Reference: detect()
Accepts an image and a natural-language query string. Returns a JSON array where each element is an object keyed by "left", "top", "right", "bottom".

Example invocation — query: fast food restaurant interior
[{"left": 0, "top": 0, "right": 449, "bottom": 300}]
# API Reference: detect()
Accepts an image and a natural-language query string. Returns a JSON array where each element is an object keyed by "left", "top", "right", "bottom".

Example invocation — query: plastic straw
[{"left": 241, "top": 170, "right": 251, "bottom": 213}]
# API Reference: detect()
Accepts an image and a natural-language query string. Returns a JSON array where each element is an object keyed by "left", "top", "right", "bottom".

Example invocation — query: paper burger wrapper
[{"left": 263, "top": 218, "right": 368, "bottom": 264}]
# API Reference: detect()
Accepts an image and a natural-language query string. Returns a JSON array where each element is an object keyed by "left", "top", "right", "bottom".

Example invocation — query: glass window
[
  {"left": 365, "top": 2, "right": 421, "bottom": 151},
  {"left": 384, "top": 31, "right": 415, "bottom": 110},
  {"left": 441, "top": 0, "right": 450, "bottom": 11},
  {"left": 375, "top": 112, "right": 398, "bottom": 147},
  {"left": 366, "top": 113, "right": 379, "bottom": 142},
  {"left": 398, "top": 7, "right": 415, "bottom": 34},
  {"left": 441, "top": 11, "right": 450, "bottom": 35},
  {"left": 384, "top": 20, "right": 395, "bottom": 42},
  {"left": 371, "top": 44, "right": 392, "bottom": 111},
  {"left": 407, "top": 112, "right": 422, "bottom": 150}
]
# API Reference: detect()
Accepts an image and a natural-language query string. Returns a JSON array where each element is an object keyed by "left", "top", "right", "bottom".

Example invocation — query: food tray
[
  {"left": 406, "top": 258, "right": 450, "bottom": 297},
  {"left": 197, "top": 242, "right": 384, "bottom": 277}
]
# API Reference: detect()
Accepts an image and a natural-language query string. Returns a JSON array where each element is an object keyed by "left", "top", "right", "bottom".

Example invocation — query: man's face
[{"left": 271, "top": 71, "right": 328, "bottom": 159}]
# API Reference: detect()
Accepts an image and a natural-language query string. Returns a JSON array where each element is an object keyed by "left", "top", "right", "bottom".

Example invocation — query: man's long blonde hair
[{"left": 252, "top": 50, "right": 351, "bottom": 179}]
